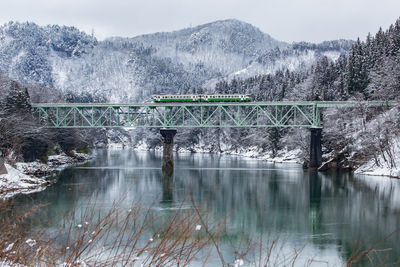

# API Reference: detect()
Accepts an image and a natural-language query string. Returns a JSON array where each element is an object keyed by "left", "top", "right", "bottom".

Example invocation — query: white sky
[{"left": 1, "top": 0, "right": 399, "bottom": 43}]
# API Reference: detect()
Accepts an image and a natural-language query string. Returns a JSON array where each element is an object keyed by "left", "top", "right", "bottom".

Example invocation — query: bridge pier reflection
[
  {"left": 309, "top": 171, "right": 322, "bottom": 234},
  {"left": 161, "top": 170, "right": 174, "bottom": 203},
  {"left": 160, "top": 129, "right": 177, "bottom": 175}
]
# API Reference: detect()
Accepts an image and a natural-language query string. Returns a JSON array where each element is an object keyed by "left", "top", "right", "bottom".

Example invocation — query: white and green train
[{"left": 153, "top": 94, "right": 251, "bottom": 102}]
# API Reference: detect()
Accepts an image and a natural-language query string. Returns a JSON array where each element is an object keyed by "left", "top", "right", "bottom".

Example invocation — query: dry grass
[
  {"left": 0, "top": 197, "right": 222, "bottom": 266},
  {"left": 346, "top": 231, "right": 400, "bottom": 267}
]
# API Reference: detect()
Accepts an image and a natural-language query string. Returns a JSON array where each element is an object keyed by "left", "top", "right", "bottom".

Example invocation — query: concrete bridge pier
[
  {"left": 0, "top": 156, "right": 7, "bottom": 175},
  {"left": 160, "top": 129, "right": 177, "bottom": 175},
  {"left": 309, "top": 128, "right": 322, "bottom": 169}
]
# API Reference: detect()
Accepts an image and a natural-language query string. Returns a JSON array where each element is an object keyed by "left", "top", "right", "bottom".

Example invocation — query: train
[{"left": 153, "top": 94, "right": 251, "bottom": 102}]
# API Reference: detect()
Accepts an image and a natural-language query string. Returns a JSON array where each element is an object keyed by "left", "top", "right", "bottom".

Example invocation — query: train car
[
  {"left": 201, "top": 94, "right": 251, "bottom": 102},
  {"left": 153, "top": 95, "right": 200, "bottom": 102},
  {"left": 152, "top": 94, "right": 251, "bottom": 102}
]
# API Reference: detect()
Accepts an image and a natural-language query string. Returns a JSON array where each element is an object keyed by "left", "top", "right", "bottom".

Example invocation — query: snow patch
[
  {"left": 0, "top": 151, "right": 91, "bottom": 199},
  {"left": 48, "top": 151, "right": 91, "bottom": 169},
  {"left": 353, "top": 112, "right": 400, "bottom": 178},
  {"left": 0, "top": 164, "right": 49, "bottom": 199},
  {"left": 16, "top": 161, "right": 53, "bottom": 176}
]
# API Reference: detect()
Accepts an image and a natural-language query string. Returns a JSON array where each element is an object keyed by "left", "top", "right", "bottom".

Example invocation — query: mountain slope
[
  {"left": 0, "top": 20, "right": 352, "bottom": 102},
  {"left": 127, "top": 19, "right": 286, "bottom": 74},
  {"left": 0, "top": 21, "right": 97, "bottom": 87}
]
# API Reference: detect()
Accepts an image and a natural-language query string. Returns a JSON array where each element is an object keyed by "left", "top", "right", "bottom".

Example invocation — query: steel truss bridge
[{"left": 32, "top": 101, "right": 396, "bottom": 129}]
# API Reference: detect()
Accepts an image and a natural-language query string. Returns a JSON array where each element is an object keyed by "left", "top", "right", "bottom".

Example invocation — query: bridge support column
[
  {"left": 160, "top": 129, "right": 177, "bottom": 175},
  {"left": 309, "top": 128, "right": 322, "bottom": 169},
  {"left": 0, "top": 156, "right": 7, "bottom": 175}
]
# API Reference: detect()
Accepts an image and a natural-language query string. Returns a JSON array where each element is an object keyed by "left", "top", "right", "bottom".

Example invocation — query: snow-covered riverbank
[
  {"left": 0, "top": 163, "right": 50, "bottom": 199},
  {"left": 131, "top": 141, "right": 400, "bottom": 179},
  {"left": 0, "top": 151, "right": 91, "bottom": 199},
  {"left": 131, "top": 141, "right": 304, "bottom": 164},
  {"left": 355, "top": 137, "right": 400, "bottom": 178}
]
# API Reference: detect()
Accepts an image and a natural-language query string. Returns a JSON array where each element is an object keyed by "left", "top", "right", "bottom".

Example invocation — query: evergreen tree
[{"left": 347, "top": 38, "right": 369, "bottom": 97}]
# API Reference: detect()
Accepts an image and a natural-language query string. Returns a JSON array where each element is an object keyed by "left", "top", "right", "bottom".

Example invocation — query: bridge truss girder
[{"left": 32, "top": 103, "right": 322, "bottom": 128}]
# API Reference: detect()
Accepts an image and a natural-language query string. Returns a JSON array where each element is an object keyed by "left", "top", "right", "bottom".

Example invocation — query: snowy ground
[
  {"left": 132, "top": 141, "right": 303, "bottom": 164},
  {"left": 355, "top": 136, "right": 400, "bottom": 178},
  {"left": 224, "top": 147, "right": 302, "bottom": 164},
  {"left": 0, "top": 151, "right": 91, "bottom": 199},
  {"left": 132, "top": 139, "right": 400, "bottom": 179},
  {"left": 0, "top": 163, "right": 50, "bottom": 199},
  {"left": 47, "top": 151, "right": 91, "bottom": 170}
]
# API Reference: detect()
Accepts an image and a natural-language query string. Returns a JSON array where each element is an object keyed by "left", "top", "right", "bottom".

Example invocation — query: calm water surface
[{"left": 14, "top": 149, "right": 400, "bottom": 266}]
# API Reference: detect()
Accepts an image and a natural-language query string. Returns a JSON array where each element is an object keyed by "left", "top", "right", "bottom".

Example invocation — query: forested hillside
[{"left": 0, "top": 73, "right": 90, "bottom": 163}]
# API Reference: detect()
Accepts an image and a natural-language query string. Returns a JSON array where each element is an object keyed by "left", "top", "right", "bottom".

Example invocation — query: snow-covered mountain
[
  {"left": 0, "top": 20, "right": 352, "bottom": 102},
  {"left": 129, "top": 19, "right": 287, "bottom": 74},
  {"left": 0, "top": 22, "right": 97, "bottom": 87},
  {"left": 230, "top": 40, "right": 353, "bottom": 79}
]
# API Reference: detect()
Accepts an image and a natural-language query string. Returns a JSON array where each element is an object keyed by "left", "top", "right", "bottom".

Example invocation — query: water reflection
[
  {"left": 13, "top": 149, "right": 400, "bottom": 265},
  {"left": 161, "top": 170, "right": 173, "bottom": 203}
]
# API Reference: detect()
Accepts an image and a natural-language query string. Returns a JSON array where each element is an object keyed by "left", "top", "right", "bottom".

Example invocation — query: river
[{"left": 13, "top": 149, "right": 400, "bottom": 266}]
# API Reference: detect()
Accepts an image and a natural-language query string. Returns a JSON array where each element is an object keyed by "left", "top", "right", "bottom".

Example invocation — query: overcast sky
[{"left": 1, "top": 0, "right": 400, "bottom": 43}]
